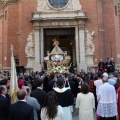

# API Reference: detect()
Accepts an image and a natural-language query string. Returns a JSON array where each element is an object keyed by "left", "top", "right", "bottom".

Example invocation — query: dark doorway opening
[{"left": 44, "top": 28, "right": 76, "bottom": 70}]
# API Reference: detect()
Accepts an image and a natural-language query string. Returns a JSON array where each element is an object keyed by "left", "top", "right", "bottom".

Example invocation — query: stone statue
[
  {"left": 86, "top": 30, "right": 95, "bottom": 55},
  {"left": 25, "top": 33, "right": 35, "bottom": 57},
  {"left": 72, "top": 0, "right": 82, "bottom": 10}
]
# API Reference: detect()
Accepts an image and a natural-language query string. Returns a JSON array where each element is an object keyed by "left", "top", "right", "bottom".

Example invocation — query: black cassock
[
  {"left": 53, "top": 87, "right": 73, "bottom": 120},
  {"left": 106, "top": 61, "right": 112, "bottom": 73}
]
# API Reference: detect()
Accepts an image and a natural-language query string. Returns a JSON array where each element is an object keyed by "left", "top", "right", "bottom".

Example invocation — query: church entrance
[{"left": 44, "top": 28, "right": 76, "bottom": 69}]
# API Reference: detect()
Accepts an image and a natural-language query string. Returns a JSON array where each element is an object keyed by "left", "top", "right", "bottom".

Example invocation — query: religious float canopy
[{"left": 44, "top": 38, "right": 71, "bottom": 76}]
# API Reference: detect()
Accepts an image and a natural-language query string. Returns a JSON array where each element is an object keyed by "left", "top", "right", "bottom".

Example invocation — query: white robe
[
  {"left": 97, "top": 83, "right": 118, "bottom": 117},
  {"left": 76, "top": 92, "right": 95, "bottom": 120}
]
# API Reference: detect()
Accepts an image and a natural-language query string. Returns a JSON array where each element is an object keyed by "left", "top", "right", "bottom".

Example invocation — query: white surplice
[{"left": 97, "top": 83, "right": 118, "bottom": 117}]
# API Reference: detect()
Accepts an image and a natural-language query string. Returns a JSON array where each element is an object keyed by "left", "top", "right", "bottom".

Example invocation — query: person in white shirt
[
  {"left": 41, "top": 91, "right": 63, "bottom": 120},
  {"left": 94, "top": 72, "right": 103, "bottom": 108},
  {"left": 97, "top": 74, "right": 118, "bottom": 120},
  {"left": 94, "top": 72, "right": 103, "bottom": 96},
  {"left": 76, "top": 83, "right": 95, "bottom": 120}
]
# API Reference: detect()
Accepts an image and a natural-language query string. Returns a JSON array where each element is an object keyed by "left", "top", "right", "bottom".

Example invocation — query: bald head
[
  {"left": 17, "top": 89, "right": 26, "bottom": 100},
  {"left": 0, "top": 85, "right": 7, "bottom": 95},
  {"left": 102, "top": 76, "right": 108, "bottom": 83}
]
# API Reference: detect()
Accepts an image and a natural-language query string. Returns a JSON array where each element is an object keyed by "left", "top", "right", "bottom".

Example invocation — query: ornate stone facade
[
  {"left": 37, "top": 0, "right": 81, "bottom": 12},
  {"left": 37, "top": 0, "right": 46, "bottom": 12},
  {"left": 32, "top": 0, "right": 88, "bottom": 72},
  {"left": 72, "top": 0, "right": 81, "bottom": 10}
]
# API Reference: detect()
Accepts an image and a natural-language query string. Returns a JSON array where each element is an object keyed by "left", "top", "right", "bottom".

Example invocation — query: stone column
[
  {"left": 40, "top": 28, "right": 44, "bottom": 67},
  {"left": 33, "top": 28, "right": 42, "bottom": 71},
  {"left": 75, "top": 27, "right": 80, "bottom": 71},
  {"left": 78, "top": 28, "right": 87, "bottom": 72}
]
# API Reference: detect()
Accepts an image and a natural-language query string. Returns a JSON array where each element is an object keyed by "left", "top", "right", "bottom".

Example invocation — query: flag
[{"left": 10, "top": 45, "right": 18, "bottom": 104}]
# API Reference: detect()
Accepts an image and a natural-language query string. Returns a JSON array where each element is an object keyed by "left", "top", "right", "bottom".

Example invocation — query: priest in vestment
[
  {"left": 98, "top": 59, "right": 105, "bottom": 73},
  {"left": 53, "top": 78, "right": 73, "bottom": 120},
  {"left": 97, "top": 74, "right": 118, "bottom": 120}
]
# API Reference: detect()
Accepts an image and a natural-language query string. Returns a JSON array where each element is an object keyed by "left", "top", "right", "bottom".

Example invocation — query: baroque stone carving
[
  {"left": 25, "top": 32, "right": 35, "bottom": 57},
  {"left": 37, "top": 0, "right": 82, "bottom": 12},
  {"left": 85, "top": 30, "right": 95, "bottom": 55},
  {"left": 37, "top": 0, "right": 47, "bottom": 12},
  {"left": 72, "top": 0, "right": 81, "bottom": 10}
]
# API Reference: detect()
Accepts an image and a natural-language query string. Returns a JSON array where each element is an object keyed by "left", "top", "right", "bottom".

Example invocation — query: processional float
[{"left": 44, "top": 38, "right": 71, "bottom": 77}]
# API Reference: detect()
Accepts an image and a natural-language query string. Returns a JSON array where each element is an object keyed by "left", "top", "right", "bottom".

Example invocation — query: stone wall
[
  {"left": 80, "top": 0, "right": 99, "bottom": 64},
  {"left": 0, "top": 0, "right": 37, "bottom": 67},
  {"left": 99, "top": 0, "right": 120, "bottom": 63}
]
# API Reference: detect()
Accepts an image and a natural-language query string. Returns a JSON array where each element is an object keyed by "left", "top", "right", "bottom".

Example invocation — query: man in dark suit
[
  {"left": 106, "top": 58, "right": 112, "bottom": 73},
  {"left": 110, "top": 58, "right": 115, "bottom": 73},
  {"left": 9, "top": 89, "right": 34, "bottom": 120},
  {"left": 0, "top": 86, "right": 10, "bottom": 120},
  {"left": 31, "top": 79, "right": 46, "bottom": 120}
]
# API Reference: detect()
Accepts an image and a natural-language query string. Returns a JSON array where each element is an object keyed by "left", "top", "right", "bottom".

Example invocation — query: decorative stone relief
[
  {"left": 72, "top": 0, "right": 81, "bottom": 10},
  {"left": 37, "top": 0, "right": 82, "bottom": 12},
  {"left": 85, "top": 30, "right": 95, "bottom": 55},
  {"left": 25, "top": 32, "right": 35, "bottom": 57},
  {"left": 37, "top": 0, "right": 47, "bottom": 12}
]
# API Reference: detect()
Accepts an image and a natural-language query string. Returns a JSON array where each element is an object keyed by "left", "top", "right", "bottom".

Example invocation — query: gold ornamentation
[
  {"left": 44, "top": 44, "right": 71, "bottom": 77},
  {"left": 52, "top": 37, "right": 60, "bottom": 46}
]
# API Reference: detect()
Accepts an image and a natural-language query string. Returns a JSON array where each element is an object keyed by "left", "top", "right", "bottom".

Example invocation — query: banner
[{"left": 10, "top": 45, "right": 18, "bottom": 104}]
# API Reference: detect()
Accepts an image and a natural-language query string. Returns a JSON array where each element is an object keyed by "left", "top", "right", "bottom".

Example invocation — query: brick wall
[
  {"left": 17, "top": 0, "right": 37, "bottom": 67},
  {"left": 0, "top": 10, "right": 3, "bottom": 67},
  {"left": 80, "top": 0, "right": 120, "bottom": 64},
  {"left": 101, "top": 0, "right": 120, "bottom": 64},
  {"left": 80, "top": 0, "right": 99, "bottom": 63},
  {"left": 1, "top": 0, "right": 37, "bottom": 67}
]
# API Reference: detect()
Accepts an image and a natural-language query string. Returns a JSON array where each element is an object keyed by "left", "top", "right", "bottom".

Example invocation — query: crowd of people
[
  {"left": 0, "top": 59, "right": 120, "bottom": 120},
  {"left": 98, "top": 58, "right": 115, "bottom": 73}
]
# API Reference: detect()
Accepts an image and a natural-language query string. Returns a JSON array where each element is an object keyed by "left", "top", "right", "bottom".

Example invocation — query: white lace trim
[{"left": 97, "top": 102, "right": 118, "bottom": 117}]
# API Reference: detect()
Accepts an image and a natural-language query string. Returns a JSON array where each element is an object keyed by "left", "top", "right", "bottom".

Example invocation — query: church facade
[{"left": 0, "top": 0, "right": 120, "bottom": 71}]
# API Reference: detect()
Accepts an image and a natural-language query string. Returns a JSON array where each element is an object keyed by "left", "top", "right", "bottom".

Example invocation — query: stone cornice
[
  {"left": 0, "top": 1, "right": 4, "bottom": 7},
  {"left": 30, "top": 16, "right": 88, "bottom": 22},
  {"left": 114, "top": 0, "right": 120, "bottom": 4},
  {"left": 3, "top": 0, "right": 19, "bottom": 9},
  {"left": 30, "top": 10, "right": 88, "bottom": 22}
]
